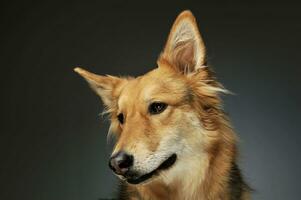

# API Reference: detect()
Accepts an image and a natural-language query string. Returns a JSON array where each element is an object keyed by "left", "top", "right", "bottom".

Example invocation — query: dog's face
[{"left": 75, "top": 11, "right": 225, "bottom": 185}]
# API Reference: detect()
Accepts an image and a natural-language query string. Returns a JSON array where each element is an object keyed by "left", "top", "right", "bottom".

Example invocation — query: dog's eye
[
  {"left": 149, "top": 102, "right": 167, "bottom": 115},
  {"left": 117, "top": 113, "right": 124, "bottom": 124}
]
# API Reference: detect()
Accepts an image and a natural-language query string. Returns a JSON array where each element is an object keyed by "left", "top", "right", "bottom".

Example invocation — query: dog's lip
[{"left": 125, "top": 153, "right": 177, "bottom": 185}]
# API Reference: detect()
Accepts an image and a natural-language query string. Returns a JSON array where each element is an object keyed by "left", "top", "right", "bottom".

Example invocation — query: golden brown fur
[{"left": 75, "top": 10, "right": 250, "bottom": 200}]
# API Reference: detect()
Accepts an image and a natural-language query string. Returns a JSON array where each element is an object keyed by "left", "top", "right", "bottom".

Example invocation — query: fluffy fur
[{"left": 75, "top": 10, "right": 250, "bottom": 200}]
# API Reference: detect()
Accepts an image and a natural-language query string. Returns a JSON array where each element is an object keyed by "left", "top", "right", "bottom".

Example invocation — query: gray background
[{"left": 1, "top": 1, "right": 300, "bottom": 199}]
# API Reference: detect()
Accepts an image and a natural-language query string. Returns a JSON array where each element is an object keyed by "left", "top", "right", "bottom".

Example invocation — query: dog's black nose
[{"left": 109, "top": 151, "right": 133, "bottom": 176}]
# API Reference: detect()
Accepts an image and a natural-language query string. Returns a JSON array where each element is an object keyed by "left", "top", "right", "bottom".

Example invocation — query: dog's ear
[
  {"left": 74, "top": 67, "right": 126, "bottom": 109},
  {"left": 158, "top": 10, "right": 206, "bottom": 74}
]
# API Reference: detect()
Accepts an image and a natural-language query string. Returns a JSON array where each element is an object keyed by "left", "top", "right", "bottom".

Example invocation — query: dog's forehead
[
  {"left": 118, "top": 68, "right": 188, "bottom": 109},
  {"left": 118, "top": 72, "right": 165, "bottom": 104}
]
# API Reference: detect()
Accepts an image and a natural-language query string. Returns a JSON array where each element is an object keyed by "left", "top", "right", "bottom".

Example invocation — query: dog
[{"left": 75, "top": 10, "right": 250, "bottom": 200}]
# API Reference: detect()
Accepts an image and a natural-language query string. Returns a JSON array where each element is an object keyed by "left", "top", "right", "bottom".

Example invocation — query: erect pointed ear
[
  {"left": 158, "top": 10, "right": 206, "bottom": 74},
  {"left": 74, "top": 67, "right": 126, "bottom": 109}
]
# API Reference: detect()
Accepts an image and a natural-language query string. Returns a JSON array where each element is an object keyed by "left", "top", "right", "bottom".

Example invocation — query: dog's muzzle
[{"left": 109, "top": 152, "right": 177, "bottom": 184}]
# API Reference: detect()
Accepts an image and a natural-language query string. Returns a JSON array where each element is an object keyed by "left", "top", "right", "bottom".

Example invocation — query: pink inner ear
[{"left": 173, "top": 40, "right": 196, "bottom": 73}]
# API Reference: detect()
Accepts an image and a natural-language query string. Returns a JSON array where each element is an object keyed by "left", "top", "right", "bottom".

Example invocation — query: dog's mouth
[{"left": 125, "top": 153, "right": 177, "bottom": 185}]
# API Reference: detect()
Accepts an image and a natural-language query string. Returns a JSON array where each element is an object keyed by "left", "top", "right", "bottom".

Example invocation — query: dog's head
[{"left": 75, "top": 11, "right": 228, "bottom": 185}]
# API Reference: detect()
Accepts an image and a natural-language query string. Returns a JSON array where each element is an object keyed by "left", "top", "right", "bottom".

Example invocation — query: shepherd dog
[{"left": 75, "top": 10, "right": 250, "bottom": 200}]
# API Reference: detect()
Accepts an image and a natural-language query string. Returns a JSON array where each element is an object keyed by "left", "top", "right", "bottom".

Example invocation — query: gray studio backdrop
[{"left": 1, "top": 1, "right": 300, "bottom": 200}]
